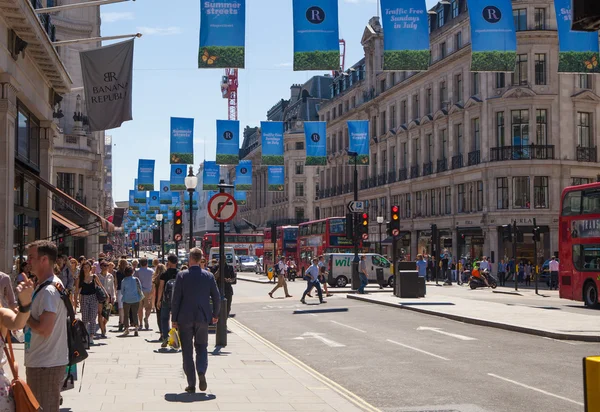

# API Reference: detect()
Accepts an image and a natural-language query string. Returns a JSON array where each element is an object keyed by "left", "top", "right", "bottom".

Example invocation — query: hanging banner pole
[
  {"left": 36, "top": 0, "right": 133, "bottom": 14},
  {"left": 53, "top": 33, "right": 142, "bottom": 47}
]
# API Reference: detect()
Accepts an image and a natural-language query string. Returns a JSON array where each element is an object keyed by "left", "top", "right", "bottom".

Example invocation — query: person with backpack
[{"left": 156, "top": 255, "right": 178, "bottom": 348}]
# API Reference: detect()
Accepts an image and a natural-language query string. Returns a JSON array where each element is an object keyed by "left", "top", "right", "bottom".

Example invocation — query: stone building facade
[{"left": 315, "top": 0, "right": 600, "bottom": 265}]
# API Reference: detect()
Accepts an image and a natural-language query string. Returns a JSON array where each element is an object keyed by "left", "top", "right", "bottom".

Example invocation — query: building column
[
  {"left": 487, "top": 226, "right": 498, "bottom": 264},
  {"left": 410, "top": 230, "right": 418, "bottom": 261},
  {"left": 39, "top": 121, "right": 59, "bottom": 242}
]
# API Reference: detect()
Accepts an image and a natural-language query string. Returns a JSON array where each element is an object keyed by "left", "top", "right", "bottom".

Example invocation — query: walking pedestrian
[
  {"left": 498, "top": 259, "right": 506, "bottom": 286},
  {"left": 134, "top": 258, "right": 154, "bottom": 330},
  {"left": 211, "top": 259, "right": 235, "bottom": 317},
  {"left": 115, "top": 259, "right": 127, "bottom": 332},
  {"left": 152, "top": 263, "right": 166, "bottom": 334},
  {"left": 120, "top": 265, "right": 143, "bottom": 337},
  {"left": 97, "top": 261, "right": 115, "bottom": 338},
  {"left": 74, "top": 261, "right": 99, "bottom": 345},
  {"left": 171, "top": 248, "right": 220, "bottom": 393},
  {"left": 268, "top": 257, "right": 292, "bottom": 299},
  {"left": 549, "top": 256, "right": 559, "bottom": 290},
  {"left": 358, "top": 255, "right": 369, "bottom": 294},
  {"left": 156, "top": 255, "right": 178, "bottom": 347},
  {"left": 301, "top": 258, "right": 326, "bottom": 304},
  {"left": 318, "top": 256, "right": 333, "bottom": 296},
  {"left": 24, "top": 240, "right": 68, "bottom": 412}
]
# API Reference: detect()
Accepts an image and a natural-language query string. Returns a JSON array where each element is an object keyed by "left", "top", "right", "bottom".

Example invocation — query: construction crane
[{"left": 220, "top": 69, "right": 238, "bottom": 120}]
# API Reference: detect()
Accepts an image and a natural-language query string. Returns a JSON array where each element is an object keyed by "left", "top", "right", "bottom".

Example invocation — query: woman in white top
[{"left": 97, "top": 261, "right": 115, "bottom": 338}]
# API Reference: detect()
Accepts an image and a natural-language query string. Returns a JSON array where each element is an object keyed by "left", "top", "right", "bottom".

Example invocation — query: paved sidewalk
[
  {"left": 11, "top": 316, "right": 374, "bottom": 412},
  {"left": 348, "top": 285, "right": 600, "bottom": 342}
]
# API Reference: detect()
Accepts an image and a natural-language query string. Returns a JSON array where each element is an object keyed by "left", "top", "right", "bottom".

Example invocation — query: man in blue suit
[{"left": 171, "top": 247, "right": 221, "bottom": 393}]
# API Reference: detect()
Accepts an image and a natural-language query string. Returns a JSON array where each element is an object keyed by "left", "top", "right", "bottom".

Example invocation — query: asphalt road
[{"left": 230, "top": 278, "right": 599, "bottom": 412}]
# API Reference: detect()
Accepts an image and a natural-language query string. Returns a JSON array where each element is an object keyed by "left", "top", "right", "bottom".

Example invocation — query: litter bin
[
  {"left": 376, "top": 268, "right": 384, "bottom": 288},
  {"left": 396, "top": 270, "right": 420, "bottom": 298},
  {"left": 417, "top": 276, "right": 426, "bottom": 297}
]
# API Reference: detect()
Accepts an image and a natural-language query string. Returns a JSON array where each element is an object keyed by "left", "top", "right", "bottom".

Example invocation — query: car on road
[{"left": 238, "top": 255, "right": 259, "bottom": 272}]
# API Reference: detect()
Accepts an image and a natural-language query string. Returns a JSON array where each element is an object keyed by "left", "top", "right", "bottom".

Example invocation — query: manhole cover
[{"left": 137, "top": 367, "right": 184, "bottom": 379}]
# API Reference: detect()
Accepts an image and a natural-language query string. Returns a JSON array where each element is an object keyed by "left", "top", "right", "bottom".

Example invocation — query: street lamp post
[
  {"left": 136, "top": 228, "right": 141, "bottom": 258},
  {"left": 377, "top": 216, "right": 384, "bottom": 255},
  {"left": 348, "top": 151, "right": 360, "bottom": 290},
  {"left": 216, "top": 180, "right": 234, "bottom": 349},
  {"left": 184, "top": 166, "right": 198, "bottom": 251},
  {"left": 156, "top": 214, "right": 164, "bottom": 262}
]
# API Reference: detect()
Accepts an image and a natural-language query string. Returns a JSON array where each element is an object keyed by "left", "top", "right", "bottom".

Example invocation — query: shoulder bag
[
  {"left": 93, "top": 275, "right": 108, "bottom": 303},
  {"left": 2, "top": 334, "right": 41, "bottom": 411}
]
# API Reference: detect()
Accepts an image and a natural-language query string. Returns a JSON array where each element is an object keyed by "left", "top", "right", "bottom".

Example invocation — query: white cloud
[
  {"left": 275, "top": 62, "right": 292, "bottom": 67},
  {"left": 137, "top": 26, "right": 183, "bottom": 36},
  {"left": 101, "top": 12, "right": 134, "bottom": 23}
]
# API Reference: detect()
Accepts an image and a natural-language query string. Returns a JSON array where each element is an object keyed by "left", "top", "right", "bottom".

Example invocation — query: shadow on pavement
[
  {"left": 164, "top": 393, "right": 216, "bottom": 403},
  {"left": 399, "top": 302, "right": 455, "bottom": 306},
  {"left": 293, "top": 308, "right": 349, "bottom": 315}
]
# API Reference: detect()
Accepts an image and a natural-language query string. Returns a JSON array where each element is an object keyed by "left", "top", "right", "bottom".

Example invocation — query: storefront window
[
  {"left": 497, "top": 177, "right": 509, "bottom": 209},
  {"left": 534, "top": 176, "right": 549, "bottom": 208},
  {"left": 513, "top": 176, "right": 530, "bottom": 208},
  {"left": 15, "top": 102, "right": 40, "bottom": 170}
]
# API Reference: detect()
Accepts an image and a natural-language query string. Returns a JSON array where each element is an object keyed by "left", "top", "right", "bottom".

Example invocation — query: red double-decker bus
[
  {"left": 297, "top": 217, "right": 363, "bottom": 272},
  {"left": 559, "top": 183, "right": 600, "bottom": 307},
  {"left": 201, "top": 233, "right": 264, "bottom": 258},
  {"left": 263, "top": 226, "right": 299, "bottom": 270}
]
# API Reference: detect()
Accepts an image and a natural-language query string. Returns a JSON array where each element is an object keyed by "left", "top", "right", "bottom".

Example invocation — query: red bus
[
  {"left": 263, "top": 226, "right": 299, "bottom": 270},
  {"left": 202, "top": 233, "right": 264, "bottom": 258},
  {"left": 297, "top": 217, "right": 363, "bottom": 272},
  {"left": 559, "top": 183, "right": 600, "bottom": 307}
]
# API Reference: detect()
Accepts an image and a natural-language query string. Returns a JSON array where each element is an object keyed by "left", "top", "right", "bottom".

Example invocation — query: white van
[
  {"left": 324, "top": 253, "right": 393, "bottom": 288},
  {"left": 209, "top": 247, "right": 236, "bottom": 268}
]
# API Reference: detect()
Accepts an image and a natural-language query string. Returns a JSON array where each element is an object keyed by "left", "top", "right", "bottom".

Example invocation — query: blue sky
[{"left": 104, "top": 0, "right": 439, "bottom": 202}]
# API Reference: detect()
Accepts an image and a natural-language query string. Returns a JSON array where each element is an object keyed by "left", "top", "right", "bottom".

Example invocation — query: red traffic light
[
  {"left": 175, "top": 210, "right": 182, "bottom": 217},
  {"left": 392, "top": 205, "right": 399, "bottom": 213},
  {"left": 362, "top": 213, "right": 368, "bottom": 220}
]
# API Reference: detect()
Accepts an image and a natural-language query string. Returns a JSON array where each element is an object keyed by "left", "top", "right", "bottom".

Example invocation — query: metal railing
[
  {"left": 490, "top": 145, "right": 555, "bottom": 161},
  {"left": 378, "top": 174, "right": 386, "bottom": 186},
  {"left": 410, "top": 165, "right": 420, "bottom": 179},
  {"left": 437, "top": 158, "right": 448, "bottom": 173},
  {"left": 451, "top": 154, "right": 463, "bottom": 170},
  {"left": 577, "top": 146, "right": 597, "bottom": 162},
  {"left": 398, "top": 168, "right": 407, "bottom": 181},
  {"left": 388, "top": 171, "right": 396, "bottom": 184},
  {"left": 422, "top": 162, "right": 433, "bottom": 176},
  {"left": 467, "top": 150, "right": 480, "bottom": 166}
]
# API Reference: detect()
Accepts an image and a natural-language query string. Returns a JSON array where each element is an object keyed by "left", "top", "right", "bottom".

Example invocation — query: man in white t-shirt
[{"left": 24, "top": 240, "right": 68, "bottom": 412}]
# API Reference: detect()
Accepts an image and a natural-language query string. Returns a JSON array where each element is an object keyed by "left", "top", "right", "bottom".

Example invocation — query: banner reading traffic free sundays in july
[
  {"left": 137, "top": 159, "right": 155, "bottom": 190},
  {"left": 466, "top": 0, "right": 517, "bottom": 71},
  {"left": 304, "top": 121, "right": 327, "bottom": 166},
  {"left": 261, "top": 121, "right": 284, "bottom": 165},
  {"left": 149, "top": 191, "right": 160, "bottom": 211},
  {"left": 235, "top": 160, "right": 252, "bottom": 191},
  {"left": 554, "top": 0, "right": 600, "bottom": 73},
  {"left": 170, "top": 165, "right": 186, "bottom": 191},
  {"left": 203, "top": 161, "right": 220, "bottom": 191},
  {"left": 216, "top": 120, "right": 240, "bottom": 165},
  {"left": 160, "top": 180, "right": 171, "bottom": 204},
  {"left": 292, "top": 0, "right": 340, "bottom": 71},
  {"left": 268, "top": 166, "right": 284, "bottom": 192},
  {"left": 348, "top": 120, "right": 370, "bottom": 165},
  {"left": 170, "top": 117, "right": 194, "bottom": 164},
  {"left": 380, "top": 0, "right": 429, "bottom": 71},
  {"left": 234, "top": 190, "right": 247, "bottom": 206},
  {"left": 199, "top": 0, "right": 245, "bottom": 68}
]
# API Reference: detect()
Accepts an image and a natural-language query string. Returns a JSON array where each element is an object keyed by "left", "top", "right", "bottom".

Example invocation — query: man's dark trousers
[
  {"left": 302, "top": 280, "right": 322, "bottom": 301},
  {"left": 179, "top": 322, "right": 209, "bottom": 387},
  {"left": 160, "top": 305, "right": 171, "bottom": 340}
]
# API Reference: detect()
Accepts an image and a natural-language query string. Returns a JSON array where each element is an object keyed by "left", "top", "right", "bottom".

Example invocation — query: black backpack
[{"left": 162, "top": 278, "right": 176, "bottom": 307}]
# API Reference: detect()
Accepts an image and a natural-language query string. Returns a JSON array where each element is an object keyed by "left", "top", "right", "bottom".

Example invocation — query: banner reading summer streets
[
  {"left": 260, "top": 121, "right": 284, "bottom": 165},
  {"left": 348, "top": 120, "right": 370, "bottom": 165},
  {"left": 554, "top": 0, "right": 600, "bottom": 73},
  {"left": 466, "top": 0, "right": 517, "bottom": 71},
  {"left": 268, "top": 166, "right": 285, "bottom": 192},
  {"left": 203, "top": 161, "right": 220, "bottom": 191},
  {"left": 128, "top": 190, "right": 139, "bottom": 210},
  {"left": 149, "top": 191, "right": 160, "bottom": 211},
  {"left": 159, "top": 180, "right": 172, "bottom": 204},
  {"left": 199, "top": 0, "right": 245, "bottom": 68},
  {"left": 216, "top": 120, "right": 240, "bottom": 165},
  {"left": 170, "top": 117, "right": 194, "bottom": 164},
  {"left": 137, "top": 159, "right": 155, "bottom": 190},
  {"left": 292, "top": 0, "right": 340, "bottom": 71},
  {"left": 134, "top": 179, "right": 146, "bottom": 204},
  {"left": 170, "top": 164, "right": 186, "bottom": 191},
  {"left": 304, "top": 121, "right": 327, "bottom": 166},
  {"left": 234, "top": 190, "right": 247, "bottom": 206},
  {"left": 235, "top": 160, "right": 252, "bottom": 191},
  {"left": 380, "top": 0, "right": 429, "bottom": 71}
]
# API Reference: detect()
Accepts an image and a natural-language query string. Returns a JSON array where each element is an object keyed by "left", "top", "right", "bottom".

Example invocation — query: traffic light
[
  {"left": 270, "top": 223, "right": 277, "bottom": 244},
  {"left": 502, "top": 224, "right": 513, "bottom": 242},
  {"left": 173, "top": 210, "right": 183, "bottom": 242},
  {"left": 431, "top": 224, "right": 438, "bottom": 243},
  {"left": 390, "top": 205, "right": 400, "bottom": 236},
  {"left": 532, "top": 218, "right": 541, "bottom": 241},
  {"left": 345, "top": 213, "right": 354, "bottom": 239},
  {"left": 358, "top": 212, "right": 369, "bottom": 235}
]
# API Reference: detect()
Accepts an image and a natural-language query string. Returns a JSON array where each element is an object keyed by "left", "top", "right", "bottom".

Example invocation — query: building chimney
[{"left": 290, "top": 84, "right": 302, "bottom": 101}]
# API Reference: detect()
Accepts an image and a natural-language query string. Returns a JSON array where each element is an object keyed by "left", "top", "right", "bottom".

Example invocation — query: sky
[{"left": 104, "top": 0, "right": 440, "bottom": 202}]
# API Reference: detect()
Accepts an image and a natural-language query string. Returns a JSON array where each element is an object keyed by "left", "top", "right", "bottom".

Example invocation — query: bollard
[{"left": 583, "top": 356, "right": 600, "bottom": 411}]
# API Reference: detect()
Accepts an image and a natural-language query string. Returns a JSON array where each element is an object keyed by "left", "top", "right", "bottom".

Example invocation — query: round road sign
[
  {"left": 174, "top": 234, "right": 182, "bottom": 242},
  {"left": 208, "top": 193, "right": 237, "bottom": 223},
  {"left": 392, "top": 229, "right": 400, "bottom": 237},
  {"left": 362, "top": 233, "right": 369, "bottom": 241}
]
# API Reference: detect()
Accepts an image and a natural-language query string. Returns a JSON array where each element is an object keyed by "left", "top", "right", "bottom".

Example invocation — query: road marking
[
  {"left": 386, "top": 339, "right": 450, "bottom": 361},
  {"left": 487, "top": 373, "right": 583, "bottom": 406},
  {"left": 417, "top": 326, "right": 477, "bottom": 341},
  {"left": 231, "top": 319, "right": 381, "bottom": 412},
  {"left": 542, "top": 337, "right": 579, "bottom": 345},
  {"left": 330, "top": 320, "right": 367, "bottom": 333},
  {"left": 294, "top": 332, "right": 346, "bottom": 348}
]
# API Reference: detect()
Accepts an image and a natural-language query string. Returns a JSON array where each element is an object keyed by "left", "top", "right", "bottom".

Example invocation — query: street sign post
[
  {"left": 347, "top": 201, "right": 365, "bottom": 213},
  {"left": 208, "top": 193, "right": 237, "bottom": 223},
  {"left": 362, "top": 233, "right": 369, "bottom": 241}
]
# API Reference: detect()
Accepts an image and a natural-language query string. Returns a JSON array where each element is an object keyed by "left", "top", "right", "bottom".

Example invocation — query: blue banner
[
  {"left": 348, "top": 120, "right": 370, "bottom": 166},
  {"left": 466, "top": 0, "right": 517, "bottom": 71},
  {"left": 199, "top": 0, "right": 245, "bottom": 69},
  {"left": 292, "top": 0, "right": 339, "bottom": 71},
  {"left": 159, "top": 180, "right": 171, "bottom": 204},
  {"left": 203, "top": 161, "right": 220, "bottom": 191},
  {"left": 555, "top": 0, "right": 600, "bottom": 73},
  {"left": 304, "top": 121, "right": 327, "bottom": 166},
  {"left": 235, "top": 160, "right": 252, "bottom": 191},
  {"left": 137, "top": 159, "right": 155, "bottom": 191},
  {"left": 170, "top": 164, "right": 186, "bottom": 191},
  {"left": 216, "top": 120, "right": 240, "bottom": 165},
  {"left": 128, "top": 190, "right": 139, "bottom": 210},
  {"left": 160, "top": 204, "right": 168, "bottom": 213},
  {"left": 261, "top": 121, "right": 284, "bottom": 165},
  {"left": 149, "top": 191, "right": 160, "bottom": 211},
  {"left": 170, "top": 192, "right": 181, "bottom": 211},
  {"left": 134, "top": 187, "right": 146, "bottom": 204},
  {"left": 185, "top": 192, "right": 199, "bottom": 211},
  {"left": 268, "top": 166, "right": 284, "bottom": 192},
  {"left": 167, "top": 211, "right": 173, "bottom": 220},
  {"left": 380, "top": 0, "right": 429, "bottom": 71},
  {"left": 170, "top": 117, "right": 194, "bottom": 164},
  {"left": 234, "top": 190, "right": 247, "bottom": 206}
]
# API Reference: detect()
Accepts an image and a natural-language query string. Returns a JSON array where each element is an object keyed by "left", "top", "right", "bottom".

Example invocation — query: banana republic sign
[{"left": 80, "top": 39, "right": 134, "bottom": 132}]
